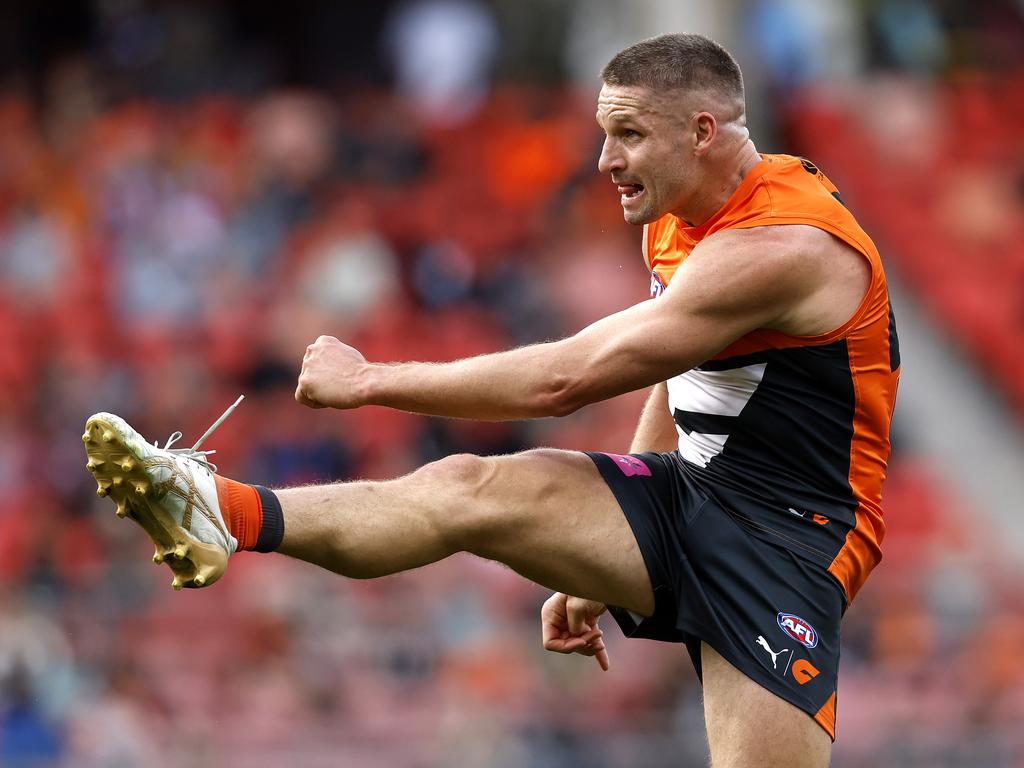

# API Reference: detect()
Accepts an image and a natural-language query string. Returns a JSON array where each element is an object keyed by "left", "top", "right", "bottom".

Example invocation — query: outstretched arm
[{"left": 295, "top": 227, "right": 827, "bottom": 420}]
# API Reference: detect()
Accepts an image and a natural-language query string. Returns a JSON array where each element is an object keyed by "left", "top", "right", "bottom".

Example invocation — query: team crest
[
  {"left": 777, "top": 612, "right": 818, "bottom": 648},
  {"left": 649, "top": 271, "right": 666, "bottom": 298}
]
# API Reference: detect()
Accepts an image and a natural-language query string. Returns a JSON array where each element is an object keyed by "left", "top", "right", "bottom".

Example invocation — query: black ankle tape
[{"left": 253, "top": 485, "right": 285, "bottom": 553}]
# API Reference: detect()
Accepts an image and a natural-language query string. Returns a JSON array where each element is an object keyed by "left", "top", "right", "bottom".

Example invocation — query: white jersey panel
[{"left": 668, "top": 363, "right": 767, "bottom": 468}]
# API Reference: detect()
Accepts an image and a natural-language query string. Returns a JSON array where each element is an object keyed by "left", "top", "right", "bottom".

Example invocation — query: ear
[{"left": 693, "top": 112, "right": 717, "bottom": 155}]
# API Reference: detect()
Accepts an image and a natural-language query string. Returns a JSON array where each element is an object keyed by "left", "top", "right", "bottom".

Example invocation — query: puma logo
[{"left": 756, "top": 635, "right": 789, "bottom": 669}]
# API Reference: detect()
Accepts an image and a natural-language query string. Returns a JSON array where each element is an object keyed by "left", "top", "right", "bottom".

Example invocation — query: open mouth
[{"left": 617, "top": 183, "right": 645, "bottom": 204}]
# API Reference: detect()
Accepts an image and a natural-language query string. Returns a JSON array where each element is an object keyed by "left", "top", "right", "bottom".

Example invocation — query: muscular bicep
[
  {"left": 658, "top": 228, "right": 821, "bottom": 340},
  {"left": 555, "top": 228, "right": 819, "bottom": 411}
]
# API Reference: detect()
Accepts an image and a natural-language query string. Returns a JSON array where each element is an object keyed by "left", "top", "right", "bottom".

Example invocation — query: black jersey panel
[{"left": 672, "top": 341, "right": 858, "bottom": 562}]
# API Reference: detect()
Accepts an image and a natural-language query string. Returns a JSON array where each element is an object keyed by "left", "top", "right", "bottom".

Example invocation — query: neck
[{"left": 677, "top": 140, "right": 760, "bottom": 227}]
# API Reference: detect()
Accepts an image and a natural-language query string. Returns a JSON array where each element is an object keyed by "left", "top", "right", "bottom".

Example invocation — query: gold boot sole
[{"left": 83, "top": 416, "right": 227, "bottom": 590}]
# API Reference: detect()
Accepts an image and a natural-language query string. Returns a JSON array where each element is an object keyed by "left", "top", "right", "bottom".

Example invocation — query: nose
[{"left": 597, "top": 136, "right": 623, "bottom": 175}]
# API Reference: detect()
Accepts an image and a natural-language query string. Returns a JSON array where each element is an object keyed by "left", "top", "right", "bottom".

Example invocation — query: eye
[{"left": 623, "top": 129, "right": 642, "bottom": 140}]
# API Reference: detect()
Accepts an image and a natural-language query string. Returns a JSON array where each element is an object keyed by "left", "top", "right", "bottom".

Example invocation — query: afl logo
[{"left": 777, "top": 612, "right": 818, "bottom": 649}]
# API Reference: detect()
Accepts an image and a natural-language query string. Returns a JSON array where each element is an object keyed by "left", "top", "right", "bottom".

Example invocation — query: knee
[
  {"left": 414, "top": 452, "right": 493, "bottom": 498},
  {"left": 417, "top": 449, "right": 564, "bottom": 505},
  {"left": 414, "top": 450, "right": 493, "bottom": 511},
  {"left": 410, "top": 452, "right": 505, "bottom": 549}
]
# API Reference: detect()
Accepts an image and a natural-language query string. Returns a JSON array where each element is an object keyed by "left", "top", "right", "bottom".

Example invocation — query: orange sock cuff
[{"left": 214, "top": 475, "right": 262, "bottom": 551}]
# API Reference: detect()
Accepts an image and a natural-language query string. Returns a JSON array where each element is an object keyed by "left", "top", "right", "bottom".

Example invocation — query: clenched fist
[{"left": 295, "top": 335, "right": 372, "bottom": 410}]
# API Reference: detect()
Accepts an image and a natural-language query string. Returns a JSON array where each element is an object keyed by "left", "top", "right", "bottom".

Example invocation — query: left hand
[
  {"left": 295, "top": 335, "right": 372, "bottom": 410},
  {"left": 541, "top": 592, "right": 610, "bottom": 671}
]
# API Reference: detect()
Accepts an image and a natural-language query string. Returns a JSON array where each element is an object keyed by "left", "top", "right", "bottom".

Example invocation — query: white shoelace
[{"left": 153, "top": 395, "right": 245, "bottom": 473}]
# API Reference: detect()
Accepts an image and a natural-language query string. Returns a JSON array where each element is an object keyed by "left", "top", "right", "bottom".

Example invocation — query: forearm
[
  {"left": 629, "top": 381, "right": 678, "bottom": 453},
  {"left": 363, "top": 340, "right": 582, "bottom": 421},
  {"left": 361, "top": 301, "right": 693, "bottom": 421}
]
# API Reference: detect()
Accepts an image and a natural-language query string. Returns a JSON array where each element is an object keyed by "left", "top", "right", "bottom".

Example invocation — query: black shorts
[{"left": 587, "top": 451, "right": 845, "bottom": 740}]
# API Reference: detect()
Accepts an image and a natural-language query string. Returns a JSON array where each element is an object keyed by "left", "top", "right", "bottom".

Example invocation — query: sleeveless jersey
[{"left": 646, "top": 154, "right": 900, "bottom": 603}]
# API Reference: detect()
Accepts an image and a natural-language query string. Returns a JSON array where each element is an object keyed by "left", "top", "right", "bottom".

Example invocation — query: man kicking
[{"left": 84, "top": 33, "right": 899, "bottom": 767}]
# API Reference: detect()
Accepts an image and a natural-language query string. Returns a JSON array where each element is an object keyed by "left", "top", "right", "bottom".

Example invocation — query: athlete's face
[{"left": 596, "top": 84, "right": 697, "bottom": 225}]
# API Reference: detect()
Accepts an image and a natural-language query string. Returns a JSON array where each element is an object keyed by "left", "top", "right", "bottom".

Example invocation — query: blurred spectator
[
  {"left": 382, "top": 0, "right": 499, "bottom": 126},
  {"left": 869, "top": 0, "right": 949, "bottom": 73},
  {"left": 0, "top": 663, "right": 62, "bottom": 767},
  {"left": 744, "top": 0, "right": 866, "bottom": 88},
  {"left": 0, "top": 205, "right": 73, "bottom": 309}
]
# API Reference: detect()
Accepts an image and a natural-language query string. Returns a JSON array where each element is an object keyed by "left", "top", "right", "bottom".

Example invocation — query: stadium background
[{"left": 1, "top": 0, "right": 1023, "bottom": 765}]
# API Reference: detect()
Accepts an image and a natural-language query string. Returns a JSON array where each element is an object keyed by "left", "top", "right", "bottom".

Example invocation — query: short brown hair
[{"left": 601, "top": 33, "right": 744, "bottom": 102}]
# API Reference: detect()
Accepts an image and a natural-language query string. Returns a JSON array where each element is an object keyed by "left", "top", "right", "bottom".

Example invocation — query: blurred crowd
[{"left": 1, "top": 1, "right": 1024, "bottom": 766}]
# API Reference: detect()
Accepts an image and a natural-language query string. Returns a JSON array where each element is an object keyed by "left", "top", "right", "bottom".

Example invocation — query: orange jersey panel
[{"left": 651, "top": 154, "right": 900, "bottom": 603}]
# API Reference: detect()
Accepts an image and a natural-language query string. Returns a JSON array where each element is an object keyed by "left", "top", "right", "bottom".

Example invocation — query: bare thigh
[
  {"left": 702, "top": 643, "right": 831, "bottom": 768},
  {"left": 439, "top": 448, "right": 655, "bottom": 615},
  {"left": 278, "top": 448, "right": 655, "bottom": 616}
]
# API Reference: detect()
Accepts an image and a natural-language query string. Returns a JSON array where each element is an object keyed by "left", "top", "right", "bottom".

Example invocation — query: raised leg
[{"left": 276, "top": 449, "right": 655, "bottom": 615}]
